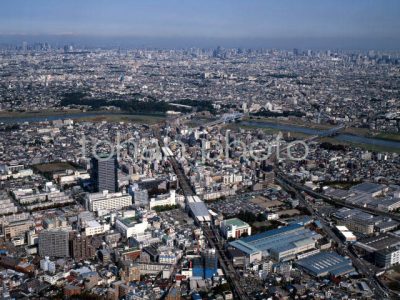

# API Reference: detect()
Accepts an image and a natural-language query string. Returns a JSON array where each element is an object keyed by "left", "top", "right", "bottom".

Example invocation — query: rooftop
[
  {"left": 223, "top": 218, "right": 249, "bottom": 228},
  {"left": 350, "top": 182, "right": 386, "bottom": 194},
  {"left": 231, "top": 224, "right": 320, "bottom": 255},
  {"left": 119, "top": 216, "right": 140, "bottom": 226},
  {"left": 356, "top": 233, "right": 400, "bottom": 252},
  {"left": 296, "top": 252, "right": 354, "bottom": 277},
  {"left": 188, "top": 201, "right": 210, "bottom": 222},
  {"left": 241, "top": 224, "right": 303, "bottom": 243}
]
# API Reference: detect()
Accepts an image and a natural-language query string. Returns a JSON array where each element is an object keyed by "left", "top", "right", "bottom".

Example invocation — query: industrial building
[
  {"left": 333, "top": 208, "right": 398, "bottom": 235},
  {"left": 354, "top": 233, "right": 400, "bottom": 269},
  {"left": 296, "top": 252, "right": 355, "bottom": 278},
  {"left": 350, "top": 182, "right": 388, "bottom": 197},
  {"left": 229, "top": 224, "right": 322, "bottom": 262}
]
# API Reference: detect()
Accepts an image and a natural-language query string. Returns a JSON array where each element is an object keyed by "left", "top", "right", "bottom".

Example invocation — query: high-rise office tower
[
  {"left": 91, "top": 155, "right": 118, "bottom": 193},
  {"left": 38, "top": 229, "right": 70, "bottom": 258}
]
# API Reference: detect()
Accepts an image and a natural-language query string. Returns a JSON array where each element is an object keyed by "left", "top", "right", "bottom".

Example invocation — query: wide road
[{"left": 154, "top": 128, "right": 249, "bottom": 299}]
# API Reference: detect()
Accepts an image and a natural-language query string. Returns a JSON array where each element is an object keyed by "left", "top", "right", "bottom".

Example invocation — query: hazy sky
[{"left": 1, "top": 0, "right": 399, "bottom": 48}]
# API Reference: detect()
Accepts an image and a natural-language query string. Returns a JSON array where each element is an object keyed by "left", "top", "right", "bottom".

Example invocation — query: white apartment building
[
  {"left": 389, "top": 249, "right": 400, "bottom": 266},
  {"left": 85, "top": 190, "right": 132, "bottom": 212},
  {"left": 159, "top": 252, "right": 177, "bottom": 264},
  {"left": 115, "top": 216, "right": 148, "bottom": 238},
  {"left": 223, "top": 173, "right": 243, "bottom": 185},
  {"left": 149, "top": 190, "right": 176, "bottom": 209},
  {"left": 83, "top": 220, "right": 110, "bottom": 236}
]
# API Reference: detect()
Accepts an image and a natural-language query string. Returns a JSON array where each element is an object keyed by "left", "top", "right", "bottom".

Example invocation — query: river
[
  {"left": 1, "top": 114, "right": 399, "bottom": 150},
  {"left": 241, "top": 121, "right": 400, "bottom": 150}
]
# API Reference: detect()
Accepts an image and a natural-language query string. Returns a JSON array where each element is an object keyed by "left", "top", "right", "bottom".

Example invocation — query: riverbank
[
  {"left": 320, "top": 136, "right": 400, "bottom": 154},
  {"left": 0, "top": 109, "right": 87, "bottom": 118},
  {"left": 75, "top": 114, "right": 165, "bottom": 124},
  {"left": 371, "top": 132, "right": 400, "bottom": 142},
  {"left": 244, "top": 116, "right": 333, "bottom": 130},
  {"left": 0, "top": 110, "right": 166, "bottom": 125},
  {"left": 245, "top": 116, "right": 400, "bottom": 143},
  {"left": 237, "top": 120, "right": 400, "bottom": 154},
  {"left": 226, "top": 122, "right": 311, "bottom": 140}
]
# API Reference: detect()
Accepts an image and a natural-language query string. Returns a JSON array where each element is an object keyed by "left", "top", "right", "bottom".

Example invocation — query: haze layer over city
[{"left": 0, "top": 1, "right": 399, "bottom": 299}]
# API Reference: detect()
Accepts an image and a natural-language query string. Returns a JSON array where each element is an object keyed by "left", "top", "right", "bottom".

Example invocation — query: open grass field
[
  {"left": 74, "top": 114, "right": 165, "bottom": 124},
  {"left": 243, "top": 116, "right": 334, "bottom": 130},
  {"left": 0, "top": 109, "right": 89, "bottom": 118},
  {"left": 0, "top": 109, "right": 166, "bottom": 125}
]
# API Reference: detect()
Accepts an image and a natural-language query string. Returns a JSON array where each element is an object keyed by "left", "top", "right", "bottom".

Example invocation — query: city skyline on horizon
[{"left": 1, "top": 0, "right": 400, "bottom": 50}]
